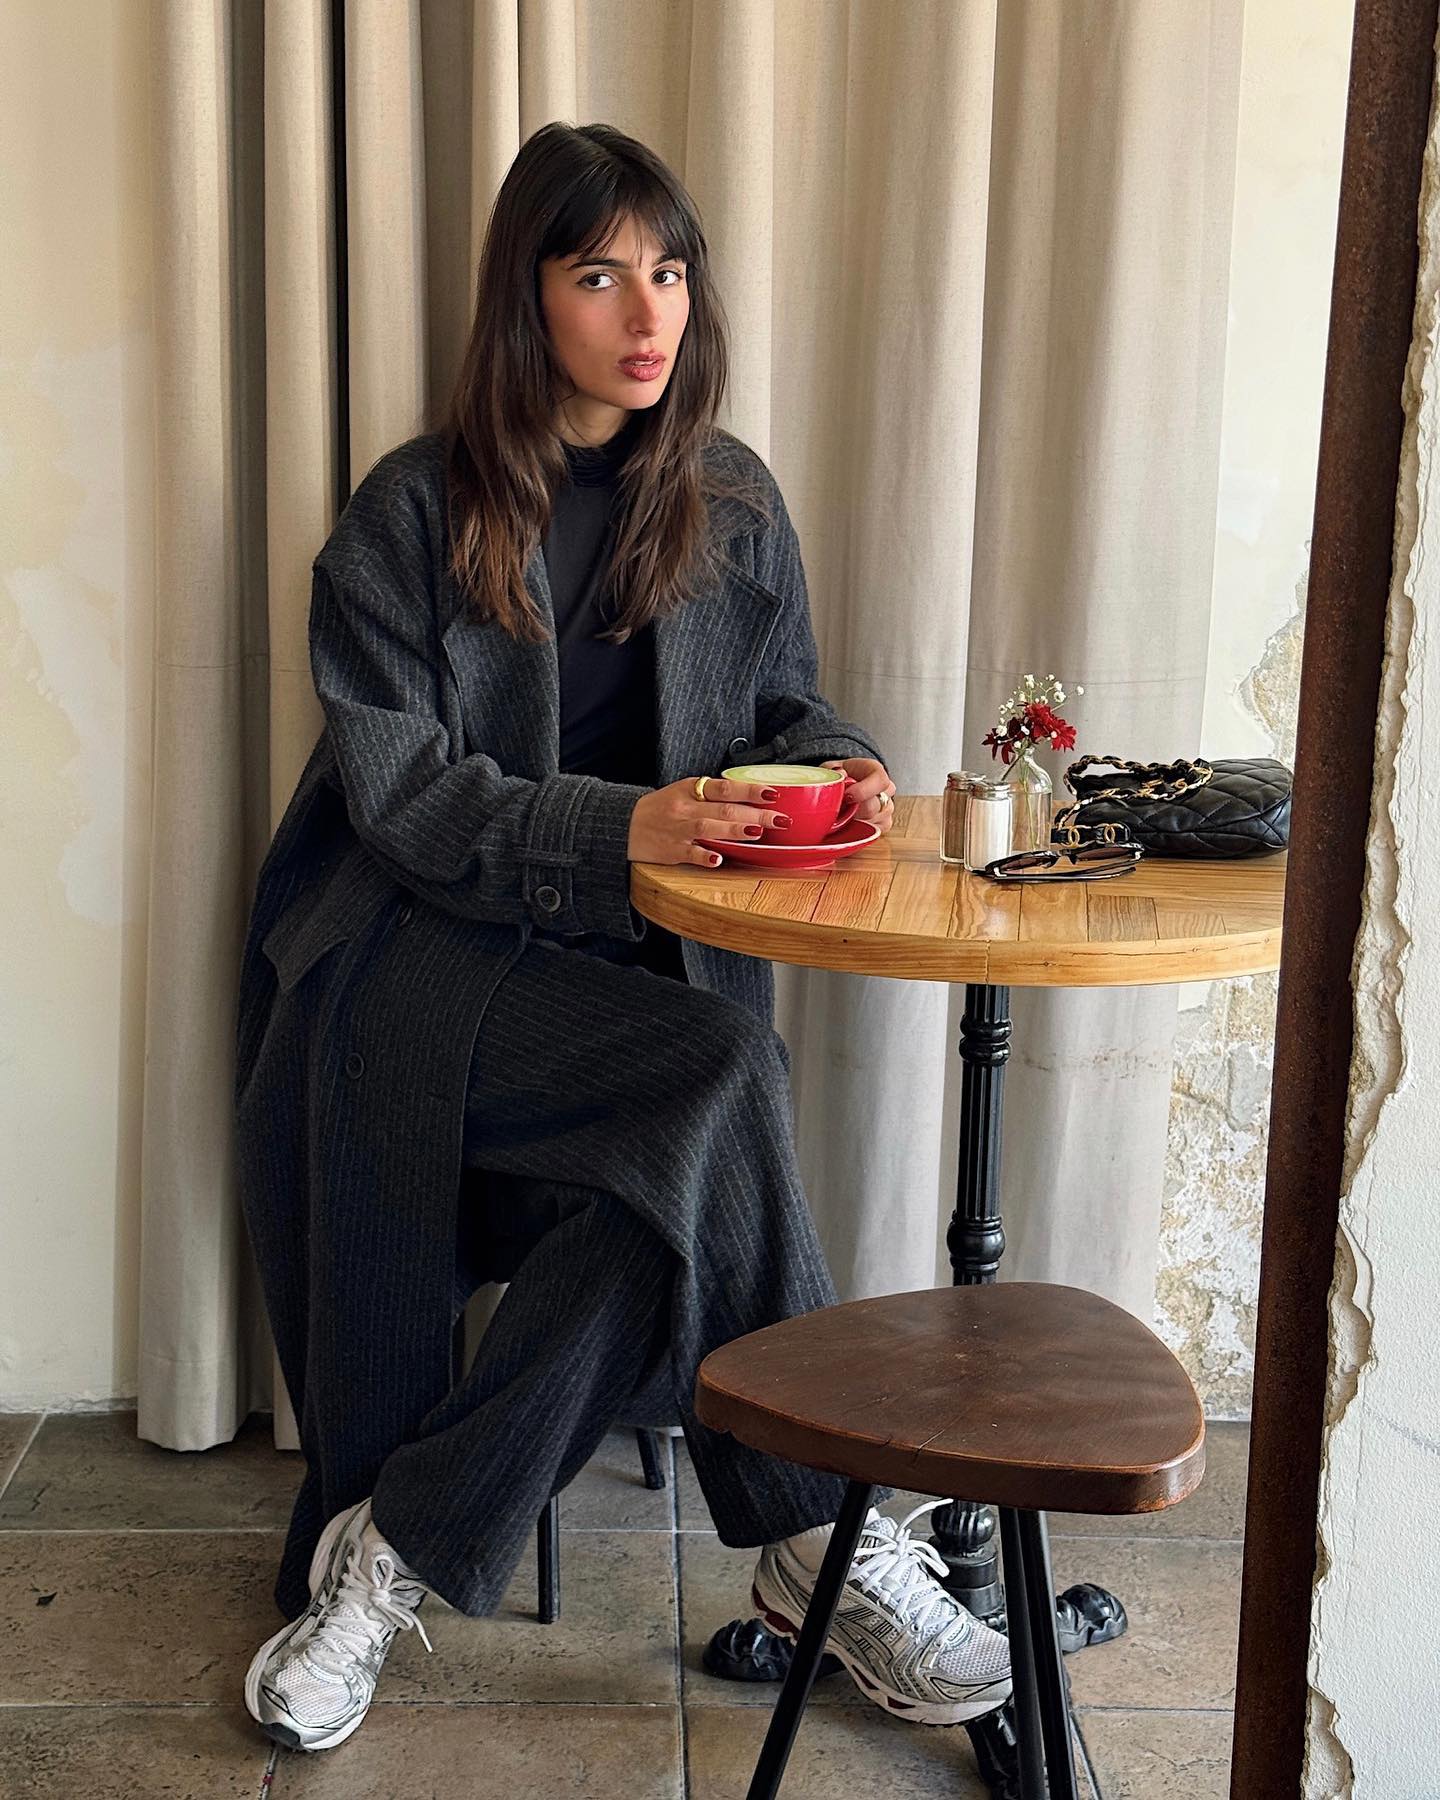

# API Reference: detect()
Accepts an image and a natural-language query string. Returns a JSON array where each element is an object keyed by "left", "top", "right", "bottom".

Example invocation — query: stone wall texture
[{"left": 1157, "top": 570, "right": 1305, "bottom": 1416}]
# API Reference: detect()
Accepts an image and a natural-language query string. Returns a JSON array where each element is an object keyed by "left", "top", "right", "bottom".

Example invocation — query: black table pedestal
[{"left": 930, "top": 984, "right": 1011, "bottom": 1621}]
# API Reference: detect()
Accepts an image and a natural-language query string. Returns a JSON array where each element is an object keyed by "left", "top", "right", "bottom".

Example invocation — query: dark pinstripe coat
[{"left": 234, "top": 429, "right": 885, "bottom": 1612}]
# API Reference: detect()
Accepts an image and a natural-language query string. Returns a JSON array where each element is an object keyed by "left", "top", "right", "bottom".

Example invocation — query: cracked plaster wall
[
  {"left": 1157, "top": 0, "right": 1351, "bottom": 1417},
  {"left": 1158, "top": 586, "right": 1304, "bottom": 1416},
  {"left": 0, "top": 6, "right": 152, "bottom": 1407},
  {"left": 1301, "top": 22, "right": 1440, "bottom": 1793}
]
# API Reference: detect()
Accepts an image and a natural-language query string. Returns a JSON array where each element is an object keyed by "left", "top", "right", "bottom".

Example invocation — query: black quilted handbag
[{"left": 1053, "top": 755, "right": 1292, "bottom": 858}]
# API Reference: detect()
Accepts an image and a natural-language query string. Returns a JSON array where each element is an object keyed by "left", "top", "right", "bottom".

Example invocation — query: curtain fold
[
  {"left": 968, "top": 0, "right": 1244, "bottom": 1309},
  {"left": 769, "top": 0, "right": 1002, "bottom": 1299},
  {"left": 140, "top": 0, "right": 272, "bottom": 1447},
  {"left": 139, "top": 0, "right": 1243, "bottom": 1450}
]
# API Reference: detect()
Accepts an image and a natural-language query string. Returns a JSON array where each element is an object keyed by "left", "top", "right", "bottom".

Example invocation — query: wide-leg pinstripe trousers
[{"left": 368, "top": 932, "right": 864, "bottom": 1618}]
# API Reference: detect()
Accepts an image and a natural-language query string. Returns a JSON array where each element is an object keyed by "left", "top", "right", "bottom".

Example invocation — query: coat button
[
  {"left": 344, "top": 1051, "right": 365, "bottom": 1080},
  {"left": 535, "top": 885, "right": 562, "bottom": 913},
  {"left": 396, "top": 901, "right": 413, "bottom": 926},
  {"left": 727, "top": 736, "right": 751, "bottom": 757}
]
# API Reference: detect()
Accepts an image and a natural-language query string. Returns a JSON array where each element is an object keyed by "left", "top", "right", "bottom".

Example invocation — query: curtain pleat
[
  {"left": 767, "top": 0, "right": 1003, "bottom": 1299},
  {"left": 972, "top": 1, "right": 1243, "bottom": 1306},
  {"left": 262, "top": 0, "right": 331, "bottom": 832},
  {"left": 346, "top": 0, "right": 430, "bottom": 472},
  {"left": 138, "top": 0, "right": 1243, "bottom": 1450},
  {"left": 140, "top": 0, "right": 271, "bottom": 1448}
]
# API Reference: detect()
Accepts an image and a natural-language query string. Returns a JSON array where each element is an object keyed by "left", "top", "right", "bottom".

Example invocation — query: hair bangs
[{"left": 544, "top": 174, "right": 699, "bottom": 272}]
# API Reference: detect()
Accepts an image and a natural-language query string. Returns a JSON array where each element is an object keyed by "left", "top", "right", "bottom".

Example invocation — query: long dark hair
[{"left": 436, "top": 121, "right": 772, "bottom": 644}]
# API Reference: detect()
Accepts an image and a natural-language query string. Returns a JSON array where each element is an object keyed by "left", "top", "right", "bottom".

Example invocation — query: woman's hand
[
  {"left": 820, "top": 758, "right": 898, "bottom": 834},
  {"left": 627, "top": 775, "right": 792, "bottom": 867}
]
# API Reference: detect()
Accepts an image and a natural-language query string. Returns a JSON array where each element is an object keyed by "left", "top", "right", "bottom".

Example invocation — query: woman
[{"left": 237, "top": 121, "right": 1011, "bottom": 1754}]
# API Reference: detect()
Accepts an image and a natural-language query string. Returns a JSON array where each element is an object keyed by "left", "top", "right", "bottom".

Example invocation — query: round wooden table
[
  {"left": 633, "top": 792, "right": 1286, "bottom": 1796},
  {"left": 631, "top": 793, "right": 1284, "bottom": 987}
]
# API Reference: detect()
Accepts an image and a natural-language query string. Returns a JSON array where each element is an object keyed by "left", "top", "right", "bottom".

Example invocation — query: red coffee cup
[{"left": 721, "top": 762, "right": 858, "bottom": 846}]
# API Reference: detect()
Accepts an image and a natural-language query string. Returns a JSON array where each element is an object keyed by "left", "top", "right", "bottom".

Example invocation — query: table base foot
[
  {"left": 965, "top": 1703, "right": 1024, "bottom": 1799},
  {"left": 700, "top": 1617, "right": 842, "bottom": 1684},
  {"left": 1057, "top": 1581, "right": 1128, "bottom": 1654},
  {"left": 970, "top": 1694, "right": 1106, "bottom": 1799}
]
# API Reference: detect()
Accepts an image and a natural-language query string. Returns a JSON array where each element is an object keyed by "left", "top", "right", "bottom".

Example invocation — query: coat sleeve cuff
[
  {"left": 758, "top": 723, "right": 888, "bottom": 769},
  {"left": 519, "top": 774, "right": 651, "bottom": 940}
]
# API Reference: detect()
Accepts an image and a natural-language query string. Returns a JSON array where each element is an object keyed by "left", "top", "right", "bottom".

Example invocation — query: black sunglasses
[{"left": 981, "top": 828, "right": 1144, "bottom": 885}]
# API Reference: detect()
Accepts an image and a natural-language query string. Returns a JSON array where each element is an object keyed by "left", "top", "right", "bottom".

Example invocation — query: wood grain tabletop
[{"left": 630, "top": 794, "right": 1287, "bottom": 987}]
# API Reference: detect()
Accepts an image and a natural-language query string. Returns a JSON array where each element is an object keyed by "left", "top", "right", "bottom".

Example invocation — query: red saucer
[{"left": 695, "top": 815, "right": 882, "bottom": 872}]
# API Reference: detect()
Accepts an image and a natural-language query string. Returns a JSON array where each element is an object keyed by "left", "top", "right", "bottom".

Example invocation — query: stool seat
[{"left": 695, "top": 1282, "right": 1204, "bottom": 1516}]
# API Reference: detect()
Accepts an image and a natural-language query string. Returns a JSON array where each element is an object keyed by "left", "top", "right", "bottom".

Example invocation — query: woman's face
[{"left": 538, "top": 214, "right": 690, "bottom": 442}]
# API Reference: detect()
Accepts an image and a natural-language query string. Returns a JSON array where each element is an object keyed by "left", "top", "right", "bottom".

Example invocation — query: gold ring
[{"left": 694, "top": 775, "right": 710, "bottom": 802}]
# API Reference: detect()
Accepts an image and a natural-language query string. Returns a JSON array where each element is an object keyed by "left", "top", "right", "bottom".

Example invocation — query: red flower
[
  {"left": 1024, "top": 702, "right": 1063, "bottom": 738},
  {"left": 983, "top": 676, "right": 1081, "bottom": 765}
]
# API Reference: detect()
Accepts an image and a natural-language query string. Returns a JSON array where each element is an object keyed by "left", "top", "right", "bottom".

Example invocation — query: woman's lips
[{"left": 618, "top": 355, "right": 666, "bottom": 382}]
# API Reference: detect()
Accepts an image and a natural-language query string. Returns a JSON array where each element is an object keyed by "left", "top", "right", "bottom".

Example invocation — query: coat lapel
[
  {"left": 654, "top": 555, "right": 782, "bottom": 784},
  {"left": 441, "top": 541, "right": 783, "bottom": 787}
]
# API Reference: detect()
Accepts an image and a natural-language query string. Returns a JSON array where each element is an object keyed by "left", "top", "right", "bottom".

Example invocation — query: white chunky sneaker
[
  {"left": 752, "top": 1498, "right": 1013, "bottom": 1726},
  {"left": 244, "top": 1497, "right": 432, "bottom": 1751}
]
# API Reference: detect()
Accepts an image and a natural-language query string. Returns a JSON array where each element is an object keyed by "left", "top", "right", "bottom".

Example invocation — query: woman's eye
[{"left": 578, "top": 269, "right": 684, "bottom": 290}]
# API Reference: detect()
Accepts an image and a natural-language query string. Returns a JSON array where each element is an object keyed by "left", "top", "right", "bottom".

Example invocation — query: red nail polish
[{"left": 761, "top": 788, "right": 779, "bottom": 800}]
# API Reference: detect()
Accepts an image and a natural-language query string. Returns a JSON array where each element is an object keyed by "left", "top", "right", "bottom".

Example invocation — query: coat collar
[{"left": 440, "top": 540, "right": 782, "bottom": 787}]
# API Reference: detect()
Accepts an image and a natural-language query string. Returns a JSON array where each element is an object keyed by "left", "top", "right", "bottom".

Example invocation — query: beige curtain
[{"left": 138, "top": 0, "right": 1243, "bottom": 1451}]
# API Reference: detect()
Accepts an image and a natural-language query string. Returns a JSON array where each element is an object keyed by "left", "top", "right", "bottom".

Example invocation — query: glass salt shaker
[
  {"left": 964, "top": 780, "right": 1015, "bottom": 872},
  {"left": 941, "top": 771, "right": 983, "bottom": 865}
]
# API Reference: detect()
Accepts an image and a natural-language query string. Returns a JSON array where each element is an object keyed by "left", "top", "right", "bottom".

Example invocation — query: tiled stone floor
[{"left": 0, "top": 1412, "right": 1245, "bottom": 1797}]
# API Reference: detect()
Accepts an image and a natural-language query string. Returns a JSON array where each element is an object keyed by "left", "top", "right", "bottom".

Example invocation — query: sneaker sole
[
  {"left": 750, "top": 1575, "right": 1011, "bottom": 1728},
  {"left": 242, "top": 1502, "right": 371, "bottom": 1752},
  {"left": 255, "top": 1707, "right": 368, "bottom": 1754}
]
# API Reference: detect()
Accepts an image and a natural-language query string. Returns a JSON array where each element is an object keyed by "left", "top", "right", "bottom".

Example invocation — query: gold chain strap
[{"left": 1052, "top": 755, "right": 1214, "bottom": 844}]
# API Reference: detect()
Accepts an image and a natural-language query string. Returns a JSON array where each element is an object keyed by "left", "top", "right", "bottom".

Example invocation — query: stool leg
[
  {"left": 537, "top": 1494, "right": 560, "bottom": 1624},
  {"left": 1019, "top": 1511, "right": 1080, "bottom": 1800},
  {"left": 635, "top": 1427, "right": 667, "bottom": 1491},
  {"left": 998, "top": 1508, "right": 1048, "bottom": 1799},
  {"left": 746, "top": 1480, "right": 874, "bottom": 1800}
]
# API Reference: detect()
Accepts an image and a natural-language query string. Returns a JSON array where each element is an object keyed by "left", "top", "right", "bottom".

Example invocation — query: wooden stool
[{"left": 695, "top": 1283, "right": 1205, "bottom": 1800}]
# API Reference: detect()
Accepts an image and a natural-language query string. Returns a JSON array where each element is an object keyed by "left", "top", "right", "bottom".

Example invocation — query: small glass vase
[{"left": 1003, "top": 745, "right": 1053, "bottom": 855}]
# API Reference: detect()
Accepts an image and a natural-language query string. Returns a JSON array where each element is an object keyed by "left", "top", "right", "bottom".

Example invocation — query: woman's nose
[{"left": 629, "top": 298, "right": 664, "bottom": 336}]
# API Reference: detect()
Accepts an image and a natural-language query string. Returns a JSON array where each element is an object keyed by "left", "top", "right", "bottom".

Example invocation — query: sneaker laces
[
  {"left": 302, "top": 1547, "right": 433, "bottom": 1681},
  {"left": 847, "top": 1499, "right": 970, "bottom": 1645}
]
